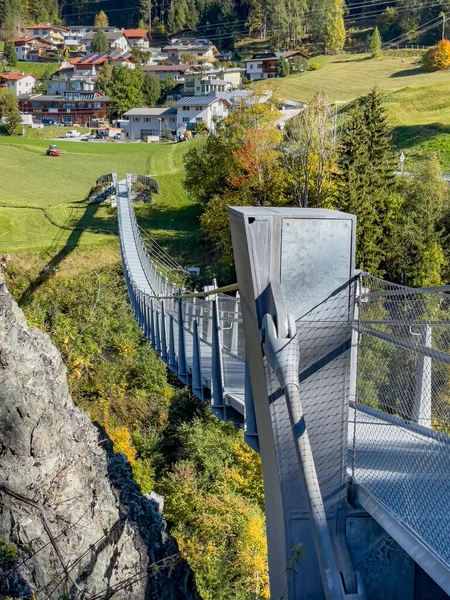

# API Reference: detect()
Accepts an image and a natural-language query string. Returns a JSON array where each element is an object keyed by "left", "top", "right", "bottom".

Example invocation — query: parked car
[{"left": 113, "top": 133, "right": 124, "bottom": 140}]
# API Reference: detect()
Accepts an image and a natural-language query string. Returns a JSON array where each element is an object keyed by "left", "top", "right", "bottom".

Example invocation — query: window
[
  {"left": 257, "top": 63, "right": 263, "bottom": 68},
  {"left": 62, "top": 116, "right": 73, "bottom": 123},
  {"left": 249, "top": 64, "right": 254, "bottom": 69},
  {"left": 145, "top": 117, "right": 150, "bottom": 122},
  {"left": 182, "top": 117, "right": 189, "bottom": 123},
  {"left": 182, "top": 106, "right": 189, "bottom": 111},
  {"left": 62, "top": 103, "right": 75, "bottom": 109},
  {"left": 134, "top": 117, "right": 141, "bottom": 122},
  {"left": 170, "top": 117, "right": 176, "bottom": 123},
  {"left": 48, "top": 102, "right": 58, "bottom": 108},
  {"left": 93, "top": 102, "right": 101, "bottom": 109},
  {"left": 196, "top": 117, "right": 203, "bottom": 123},
  {"left": 78, "top": 102, "right": 85, "bottom": 108}
]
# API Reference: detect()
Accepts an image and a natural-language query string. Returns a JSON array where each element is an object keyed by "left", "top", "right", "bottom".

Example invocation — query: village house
[
  {"left": 183, "top": 68, "right": 242, "bottom": 96},
  {"left": 123, "top": 107, "right": 177, "bottom": 140},
  {"left": 81, "top": 30, "right": 128, "bottom": 53},
  {"left": 123, "top": 29, "right": 152, "bottom": 50},
  {"left": 24, "top": 24, "right": 68, "bottom": 46},
  {"left": 63, "top": 26, "right": 120, "bottom": 48},
  {"left": 168, "top": 29, "right": 209, "bottom": 43},
  {"left": 124, "top": 94, "right": 230, "bottom": 140},
  {"left": 142, "top": 64, "right": 198, "bottom": 81},
  {"left": 9, "top": 36, "right": 55, "bottom": 62},
  {"left": 18, "top": 90, "right": 109, "bottom": 126},
  {"left": 244, "top": 50, "right": 309, "bottom": 81},
  {"left": 162, "top": 42, "right": 218, "bottom": 66},
  {"left": 0, "top": 72, "right": 36, "bottom": 96}
]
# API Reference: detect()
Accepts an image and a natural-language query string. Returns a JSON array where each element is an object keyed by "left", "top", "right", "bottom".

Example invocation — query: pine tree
[
  {"left": 369, "top": 26, "right": 382, "bottom": 57},
  {"left": 4, "top": 41, "right": 17, "bottom": 67},
  {"left": 325, "top": 0, "right": 345, "bottom": 54},
  {"left": 267, "top": 0, "right": 288, "bottom": 49},
  {"left": 94, "top": 10, "right": 109, "bottom": 27},
  {"left": 275, "top": 55, "right": 290, "bottom": 77},
  {"left": 142, "top": 71, "right": 161, "bottom": 106}
]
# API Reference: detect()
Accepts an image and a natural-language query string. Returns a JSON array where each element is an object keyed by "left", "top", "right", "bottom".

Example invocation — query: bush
[
  {"left": 422, "top": 39, "right": 450, "bottom": 71},
  {"left": 308, "top": 62, "right": 320, "bottom": 71}
]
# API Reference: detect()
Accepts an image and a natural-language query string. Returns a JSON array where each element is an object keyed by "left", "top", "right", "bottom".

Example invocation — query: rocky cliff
[{"left": 0, "top": 274, "right": 200, "bottom": 600}]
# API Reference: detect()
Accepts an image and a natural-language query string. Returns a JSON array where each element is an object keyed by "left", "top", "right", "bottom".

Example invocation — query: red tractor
[{"left": 46, "top": 145, "right": 62, "bottom": 157}]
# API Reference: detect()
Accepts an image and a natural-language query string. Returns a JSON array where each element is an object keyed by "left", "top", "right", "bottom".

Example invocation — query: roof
[
  {"left": 175, "top": 95, "right": 230, "bottom": 107},
  {"left": 25, "top": 24, "right": 68, "bottom": 31},
  {"left": 83, "top": 30, "right": 125, "bottom": 42},
  {"left": 164, "top": 44, "right": 217, "bottom": 52},
  {"left": 10, "top": 35, "right": 53, "bottom": 45},
  {"left": 0, "top": 72, "right": 36, "bottom": 81},
  {"left": 244, "top": 50, "right": 309, "bottom": 62},
  {"left": 124, "top": 107, "right": 177, "bottom": 116},
  {"left": 71, "top": 52, "right": 109, "bottom": 65},
  {"left": 123, "top": 29, "right": 151, "bottom": 39},
  {"left": 142, "top": 64, "right": 198, "bottom": 72},
  {"left": 17, "top": 93, "right": 109, "bottom": 102}
]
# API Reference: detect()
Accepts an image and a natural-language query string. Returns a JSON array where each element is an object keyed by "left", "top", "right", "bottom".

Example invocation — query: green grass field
[{"left": 0, "top": 138, "right": 199, "bottom": 255}]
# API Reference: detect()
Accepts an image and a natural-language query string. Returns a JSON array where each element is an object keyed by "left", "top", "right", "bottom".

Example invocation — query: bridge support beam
[{"left": 229, "top": 207, "right": 361, "bottom": 600}]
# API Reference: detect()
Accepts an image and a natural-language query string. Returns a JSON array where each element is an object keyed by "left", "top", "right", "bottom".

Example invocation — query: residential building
[
  {"left": 81, "top": 30, "right": 128, "bottom": 53},
  {"left": 124, "top": 107, "right": 177, "bottom": 140},
  {"left": 183, "top": 68, "right": 242, "bottom": 96},
  {"left": 162, "top": 43, "right": 218, "bottom": 66},
  {"left": 123, "top": 29, "right": 152, "bottom": 50},
  {"left": 24, "top": 24, "right": 68, "bottom": 46},
  {"left": 174, "top": 95, "right": 230, "bottom": 134},
  {"left": 244, "top": 50, "right": 309, "bottom": 81},
  {"left": 63, "top": 26, "right": 120, "bottom": 48},
  {"left": 142, "top": 64, "right": 198, "bottom": 81},
  {"left": 10, "top": 36, "right": 55, "bottom": 62},
  {"left": 18, "top": 91, "right": 109, "bottom": 126},
  {"left": 168, "top": 29, "right": 207, "bottom": 43},
  {"left": 0, "top": 72, "right": 36, "bottom": 96}
]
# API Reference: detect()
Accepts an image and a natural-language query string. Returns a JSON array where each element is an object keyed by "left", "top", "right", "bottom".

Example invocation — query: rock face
[{"left": 0, "top": 274, "right": 200, "bottom": 600}]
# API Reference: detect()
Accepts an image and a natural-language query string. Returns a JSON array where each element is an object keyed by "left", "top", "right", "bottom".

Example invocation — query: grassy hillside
[
  {"left": 260, "top": 52, "right": 448, "bottom": 104},
  {"left": 0, "top": 138, "right": 198, "bottom": 254}
]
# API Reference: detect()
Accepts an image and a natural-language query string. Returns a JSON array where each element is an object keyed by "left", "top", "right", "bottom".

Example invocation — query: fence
[
  {"left": 130, "top": 174, "right": 160, "bottom": 194},
  {"left": 118, "top": 176, "right": 246, "bottom": 425},
  {"left": 351, "top": 272, "right": 450, "bottom": 568}
]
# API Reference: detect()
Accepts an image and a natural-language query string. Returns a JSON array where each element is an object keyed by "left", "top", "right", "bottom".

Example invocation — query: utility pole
[{"left": 441, "top": 12, "right": 446, "bottom": 40}]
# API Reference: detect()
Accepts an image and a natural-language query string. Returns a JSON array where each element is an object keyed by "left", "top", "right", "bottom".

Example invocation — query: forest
[{"left": 2, "top": 0, "right": 450, "bottom": 51}]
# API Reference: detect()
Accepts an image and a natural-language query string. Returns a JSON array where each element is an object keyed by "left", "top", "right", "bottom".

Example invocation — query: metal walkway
[{"left": 117, "top": 176, "right": 450, "bottom": 596}]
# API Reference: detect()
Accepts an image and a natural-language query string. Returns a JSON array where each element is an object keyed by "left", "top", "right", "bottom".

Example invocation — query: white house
[
  {"left": 174, "top": 95, "right": 230, "bottom": 135},
  {"left": 142, "top": 64, "right": 198, "bottom": 81},
  {"left": 0, "top": 72, "right": 36, "bottom": 96},
  {"left": 124, "top": 95, "right": 230, "bottom": 140},
  {"left": 244, "top": 50, "right": 309, "bottom": 81},
  {"left": 162, "top": 43, "right": 218, "bottom": 66},
  {"left": 63, "top": 26, "right": 120, "bottom": 48},
  {"left": 123, "top": 107, "right": 177, "bottom": 140},
  {"left": 81, "top": 30, "right": 128, "bottom": 52},
  {"left": 24, "top": 24, "right": 68, "bottom": 45},
  {"left": 123, "top": 29, "right": 152, "bottom": 50},
  {"left": 10, "top": 36, "right": 55, "bottom": 61}
]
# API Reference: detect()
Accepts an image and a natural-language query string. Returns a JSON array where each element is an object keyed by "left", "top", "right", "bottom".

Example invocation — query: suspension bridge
[{"left": 110, "top": 173, "right": 450, "bottom": 600}]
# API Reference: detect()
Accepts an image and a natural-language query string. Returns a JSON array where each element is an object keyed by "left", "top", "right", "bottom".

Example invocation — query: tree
[
  {"left": 266, "top": 0, "right": 288, "bottom": 49},
  {"left": 282, "top": 92, "right": 335, "bottom": 208},
  {"left": 369, "top": 26, "right": 382, "bottom": 57},
  {"left": 107, "top": 65, "right": 144, "bottom": 116},
  {"left": 422, "top": 39, "right": 450, "bottom": 71},
  {"left": 325, "top": 0, "right": 345, "bottom": 53},
  {"left": 275, "top": 55, "right": 290, "bottom": 77},
  {"left": 94, "top": 10, "right": 109, "bottom": 26},
  {"left": 0, "top": 88, "right": 20, "bottom": 135},
  {"left": 91, "top": 29, "right": 109, "bottom": 53},
  {"left": 96, "top": 61, "right": 113, "bottom": 95},
  {"left": 142, "top": 71, "right": 161, "bottom": 106},
  {"left": 4, "top": 41, "right": 17, "bottom": 67},
  {"left": 334, "top": 88, "right": 397, "bottom": 274}
]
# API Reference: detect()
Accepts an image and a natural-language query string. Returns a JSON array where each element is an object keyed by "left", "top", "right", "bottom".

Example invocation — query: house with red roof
[
  {"left": 123, "top": 29, "right": 152, "bottom": 50},
  {"left": 24, "top": 24, "right": 68, "bottom": 46},
  {"left": 0, "top": 72, "right": 36, "bottom": 96},
  {"left": 9, "top": 36, "right": 55, "bottom": 62}
]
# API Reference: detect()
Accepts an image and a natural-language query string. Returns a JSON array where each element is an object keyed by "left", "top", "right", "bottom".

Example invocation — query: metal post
[
  {"left": 177, "top": 293, "right": 187, "bottom": 383},
  {"left": 155, "top": 308, "right": 161, "bottom": 355},
  {"left": 192, "top": 319, "right": 203, "bottom": 399},
  {"left": 160, "top": 301, "right": 168, "bottom": 360},
  {"left": 150, "top": 299, "right": 156, "bottom": 348},
  {"left": 168, "top": 313, "right": 176, "bottom": 371},
  {"left": 413, "top": 325, "right": 432, "bottom": 427},
  {"left": 230, "top": 291, "right": 240, "bottom": 355},
  {"left": 211, "top": 296, "right": 226, "bottom": 421},
  {"left": 145, "top": 296, "right": 151, "bottom": 340},
  {"left": 244, "top": 357, "right": 259, "bottom": 452}
]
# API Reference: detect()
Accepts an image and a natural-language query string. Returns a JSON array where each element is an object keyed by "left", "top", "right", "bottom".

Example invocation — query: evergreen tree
[
  {"left": 335, "top": 89, "right": 396, "bottom": 274},
  {"left": 142, "top": 71, "right": 161, "bottom": 106},
  {"left": 4, "top": 41, "right": 17, "bottom": 67},
  {"left": 108, "top": 65, "right": 144, "bottom": 116},
  {"left": 275, "top": 55, "right": 290, "bottom": 77},
  {"left": 286, "top": 0, "right": 306, "bottom": 46},
  {"left": 94, "top": 10, "right": 109, "bottom": 26},
  {"left": 325, "top": 0, "right": 345, "bottom": 53},
  {"left": 369, "top": 26, "right": 382, "bottom": 57},
  {"left": 0, "top": 88, "right": 20, "bottom": 135},
  {"left": 92, "top": 29, "right": 109, "bottom": 53},
  {"left": 267, "top": 0, "right": 288, "bottom": 49},
  {"left": 96, "top": 61, "right": 113, "bottom": 94}
]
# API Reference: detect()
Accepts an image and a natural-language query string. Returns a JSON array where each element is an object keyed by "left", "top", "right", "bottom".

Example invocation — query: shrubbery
[{"left": 422, "top": 39, "right": 450, "bottom": 71}]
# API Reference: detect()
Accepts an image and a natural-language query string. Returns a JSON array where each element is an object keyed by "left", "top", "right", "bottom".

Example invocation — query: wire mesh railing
[{"left": 351, "top": 272, "right": 450, "bottom": 568}]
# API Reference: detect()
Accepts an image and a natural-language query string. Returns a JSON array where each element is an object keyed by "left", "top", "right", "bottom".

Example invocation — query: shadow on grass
[
  {"left": 389, "top": 66, "right": 424, "bottom": 78},
  {"left": 392, "top": 123, "right": 450, "bottom": 148},
  {"left": 18, "top": 200, "right": 117, "bottom": 306}
]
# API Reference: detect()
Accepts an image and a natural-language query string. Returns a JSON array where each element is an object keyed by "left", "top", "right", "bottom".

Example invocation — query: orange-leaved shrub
[{"left": 422, "top": 39, "right": 450, "bottom": 71}]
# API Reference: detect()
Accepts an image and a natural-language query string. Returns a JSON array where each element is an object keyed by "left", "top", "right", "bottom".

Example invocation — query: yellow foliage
[
  {"left": 107, "top": 425, "right": 137, "bottom": 465},
  {"left": 235, "top": 515, "right": 270, "bottom": 599}
]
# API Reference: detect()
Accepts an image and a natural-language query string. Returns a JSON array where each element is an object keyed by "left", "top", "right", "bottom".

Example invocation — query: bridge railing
[
  {"left": 351, "top": 272, "right": 450, "bottom": 570},
  {"left": 118, "top": 176, "right": 246, "bottom": 421}
]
